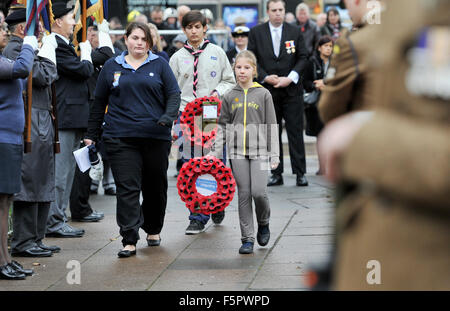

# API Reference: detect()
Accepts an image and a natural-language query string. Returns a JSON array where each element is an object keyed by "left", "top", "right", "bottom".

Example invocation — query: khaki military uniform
[
  {"left": 318, "top": 22, "right": 378, "bottom": 123},
  {"left": 333, "top": 0, "right": 450, "bottom": 290}
]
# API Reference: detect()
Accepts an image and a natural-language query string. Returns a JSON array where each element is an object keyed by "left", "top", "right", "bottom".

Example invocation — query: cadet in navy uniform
[{"left": 85, "top": 22, "right": 180, "bottom": 258}]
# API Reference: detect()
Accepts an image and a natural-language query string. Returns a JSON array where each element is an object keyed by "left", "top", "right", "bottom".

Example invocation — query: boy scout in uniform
[
  {"left": 319, "top": 0, "right": 450, "bottom": 290},
  {"left": 318, "top": 0, "right": 380, "bottom": 123}
]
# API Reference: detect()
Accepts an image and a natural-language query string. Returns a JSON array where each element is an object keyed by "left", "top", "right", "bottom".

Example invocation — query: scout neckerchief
[{"left": 183, "top": 39, "right": 210, "bottom": 98}]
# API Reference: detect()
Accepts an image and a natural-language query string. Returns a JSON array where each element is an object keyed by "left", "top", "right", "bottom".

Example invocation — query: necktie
[
  {"left": 273, "top": 28, "right": 281, "bottom": 57},
  {"left": 183, "top": 40, "right": 210, "bottom": 98}
]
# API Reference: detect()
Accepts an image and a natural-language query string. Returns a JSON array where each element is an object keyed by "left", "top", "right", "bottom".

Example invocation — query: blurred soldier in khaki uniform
[
  {"left": 319, "top": 0, "right": 450, "bottom": 290},
  {"left": 318, "top": 0, "right": 380, "bottom": 123}
]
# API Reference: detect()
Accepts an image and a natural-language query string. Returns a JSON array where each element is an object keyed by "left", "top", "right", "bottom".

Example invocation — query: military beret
[
  {"left": 231, "top": 26, "right": 250, "bottom": 36},
  {"left": 5, "top": 8, "right": 26, "bottom": 27},
  {"left": 52, "top": 0, "right": 75, "bottom": 19}
]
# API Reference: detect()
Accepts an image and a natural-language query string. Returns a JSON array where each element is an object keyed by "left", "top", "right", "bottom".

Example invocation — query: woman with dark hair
[
  {"left": 303, "top": 35, "right": 333, "bottom": 175},
  {"left": 84, "top": 22, "right": 181, "bottom": 258},
  {"left": 320, "top": 7, "right": 343, "bottom": 41}
]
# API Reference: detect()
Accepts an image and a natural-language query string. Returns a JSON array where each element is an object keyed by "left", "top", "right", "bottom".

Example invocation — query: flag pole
[
  {"left": 82, "top": 0, "right": 86, "bottom": 42},
  {"left": 24, "top": 0, "right": 33, "bottom": 153}
]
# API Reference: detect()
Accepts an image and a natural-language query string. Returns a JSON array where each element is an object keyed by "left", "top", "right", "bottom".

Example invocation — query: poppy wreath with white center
[
  {"left": 179, "top": 96, "right": 222, "bottom": 149},
  {"left": 177, "top": 155, "right": 236, "bottom": 215}
]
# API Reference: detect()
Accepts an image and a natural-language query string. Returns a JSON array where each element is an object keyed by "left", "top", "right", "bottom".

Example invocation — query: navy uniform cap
[{"left": 5, "top": 8, "right": 26, "bottom": 27}]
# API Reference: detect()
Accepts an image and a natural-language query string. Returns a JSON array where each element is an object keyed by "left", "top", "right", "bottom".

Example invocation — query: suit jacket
[
  {"left": 248, "top": 21, "right": 308, "bottom": 96},
  {"left": 54, "top": 35, "right": 94, "bottom": 129}
]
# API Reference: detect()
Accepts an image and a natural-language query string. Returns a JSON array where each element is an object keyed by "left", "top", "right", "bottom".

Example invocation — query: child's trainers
[
  {"left": 185, "top": 219, "right": 205, "bottom": 235},
  {"left": 239, "top": 242, "right": 254, "bottom": 254},
  {"left": 211, "top": 210, "right": 225, "bottom": 224}
]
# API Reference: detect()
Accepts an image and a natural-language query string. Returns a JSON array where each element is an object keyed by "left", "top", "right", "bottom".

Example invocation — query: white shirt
[{"left": 267, "top": 22, "right": 299, "bottom": 85}]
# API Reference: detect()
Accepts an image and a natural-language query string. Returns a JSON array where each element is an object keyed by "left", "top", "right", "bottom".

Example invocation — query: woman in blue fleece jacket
[
  {"left": 85, "top": 22, "right": 180, "bottom": 258},
  {"left": 0, "top": 30, "right": 37, "bottom": 280}
]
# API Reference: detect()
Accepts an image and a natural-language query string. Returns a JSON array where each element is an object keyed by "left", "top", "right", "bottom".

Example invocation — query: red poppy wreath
[
  {"left": 179, "top": 96, "right": 222, "bottom": 149},
  {"left": 177, "top": 156, "right": 236, "bottom": 215}
]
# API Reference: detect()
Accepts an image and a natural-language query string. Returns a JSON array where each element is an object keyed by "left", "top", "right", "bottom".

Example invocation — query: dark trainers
[
  {"left": 185, "top": 220, "right": 206, "bottom": 235},
  {"left": 211, "top": 211, "right": 225, "bottom": 224},
  {"left": 239, "top": 242, "right": 254, "bottom": 254},
  {"left": 257, "top": 224, "right": 270, "bottom": 246}
]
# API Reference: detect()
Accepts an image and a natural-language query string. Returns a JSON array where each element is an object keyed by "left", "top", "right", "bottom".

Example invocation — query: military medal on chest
[{"left": 285, "top": 40, "right": 296, "bottom": 54}]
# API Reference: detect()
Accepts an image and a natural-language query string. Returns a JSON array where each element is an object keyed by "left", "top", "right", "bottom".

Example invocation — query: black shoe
[
  {"left": 267, "top": 174, "right": 283, "bottom": 186},
  {"left": 239, "top": 242, "right": 254, "bottom": 254},
  {"left": 296, "top": 174, "right": 309, "bottom": 187},
  {"left": 185, "top": 219, "right": 205, "bottom": 235},
  {"left": 11, "top": 246, "right": 53, "bottom": 257},
  {"left": 147, "top": 238, "right": 161, "bottom": 247},
  {"left": 46, "top": 224, "right": 84, "bottom": 238},
  {"left": 118, "top": 248, "right": 136, "bottom": 258},
  {"left": 71, "top": 212, "right": 102, "bottom": 222},
  {"left": 211, "top": 211, "right": 225, "bottom": 224},
  {"left": 37, "top": 242, "right": 61, "bottom": 253},
  {"left": 257, "top": 224, "right": 270, "bottom": 246},
  {"left": 92, "top": 210, "right": 104, "bottom": 219},
  {"left": 90, "top": 189, "right": 98, "bottom": 195},
  {"left": 9, "top": 260, "right": 33, "bottom": 276},
  {"left": 104, "top": 188, "right": 116, "bottom": 196},
  {"left": 0, "top": 264, "right": 26, "bottom": 280}
]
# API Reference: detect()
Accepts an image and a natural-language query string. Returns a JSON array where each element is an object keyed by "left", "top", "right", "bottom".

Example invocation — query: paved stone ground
[{"left": 0, "top": 138, "right": 335, "bottom": 291}]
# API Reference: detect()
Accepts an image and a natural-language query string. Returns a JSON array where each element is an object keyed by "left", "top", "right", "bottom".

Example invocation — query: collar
[
  {"left": 235, "top": 81, "right": 264, "bottom": 91},
  {"left": 186, "top": 39, "right": 205, "bottom": 51},
  {"left": 269, "top": 22, "right": 283, "bottom": 33},
  {"left": 53, "top": 33, "right": 70, "bottom": 45},
  {"left": 235, "top": 46, "right": 246, "bottom": 54},
  {"left": 114, "top": 50, "right": 159, "bottom": 70}
]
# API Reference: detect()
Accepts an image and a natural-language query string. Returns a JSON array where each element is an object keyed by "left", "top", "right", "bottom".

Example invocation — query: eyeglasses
[{"left": 232, "top": 34, "right": 248, "bottom": 38}]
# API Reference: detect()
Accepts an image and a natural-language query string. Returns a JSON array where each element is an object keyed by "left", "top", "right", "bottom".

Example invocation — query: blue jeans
[{"left": 175, "top": 114, "right": 226, "bottom": 225}]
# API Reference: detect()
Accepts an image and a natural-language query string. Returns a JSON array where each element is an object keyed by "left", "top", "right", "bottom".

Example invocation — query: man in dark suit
[
  {"left": 46, "top": 1, "right": 95, "bottom": 238},
  {"left": 248, "top": 0, "right": 309, "bottom": 187}
]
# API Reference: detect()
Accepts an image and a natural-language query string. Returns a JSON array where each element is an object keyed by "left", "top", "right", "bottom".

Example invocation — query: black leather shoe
[
  {"left": 9, "top": 260, "right": 33, "bottom": 276},
  {"left": 71, "top": 212, "right": 102, "bottom": 222},
  {"left": 46, "top": 224, "right": 84, "bottom": 238},
  {"left": 147, "top": 238, "right": 161, "bottom": 247},
  {"left": 0, "top": 264, "right": 26, "bottom": 280},
  {"left": 37, "top": 242, "right": 61, "bottom": 253},
  {"left": 11, "top": 246, "right": 53, "bottom": 257},
  {"left": 104, "top": 188, "right": 116, "bottom": 196},
  {"left": 92, "top": 210, "right": 104, "bottom": 219},
  {"left": 257, "top": 224, "right": 270, "bottom": 246},
  {"left": 211, "top": 210, "right": 225, "bottom": 224},
  {"left": 296, "top": 174, "right": 309, "bottom": 187},
  {"left": 118, "top": 249, "right": 136, "bottom": 258},
  {"left": 267, "top": 174, "right": 283, "bottom": 186}
]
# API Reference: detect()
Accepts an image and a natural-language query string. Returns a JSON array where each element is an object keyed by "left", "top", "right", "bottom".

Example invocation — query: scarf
[{"left": 183, "top": 40, "right": 210, "bottom": 98}]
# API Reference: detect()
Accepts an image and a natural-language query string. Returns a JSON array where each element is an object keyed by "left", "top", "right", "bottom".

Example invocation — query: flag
[
  {"left": 25, "top": 0, "right": 48, "bottom": 36},
  {"left": 72, "top": 0, "right": 107, "bottom": 49}
]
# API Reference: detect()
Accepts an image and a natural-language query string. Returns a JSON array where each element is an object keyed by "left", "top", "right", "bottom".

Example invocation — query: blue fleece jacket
[
  {"left": 0, "top": 44, "right": 34, "bottom": 145},
  {"left": 88, "top": 51, "right": 180, "bottom": 142}
]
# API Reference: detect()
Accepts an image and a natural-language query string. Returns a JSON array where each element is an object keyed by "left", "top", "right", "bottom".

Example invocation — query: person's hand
[
  {"left": 210, "top": 90, "right": 219, "bottom": 98},
  {"left": 38, "top": 33, "right": 58, "bottom": 64},
  {"left": 83, "top": 139, "right": 94, "bottom": 146},
  {"left": 41, "top": 33, "right": 57, "bottom": 49},
  {"left": 314, "top": 79, "right": 325, "bottom": 91},
  {"left": 270, "top": 157, "right": 280, "bottom": 170},
  {"left": 274, "top": 76, "right": 293, "bottom": 88},
  {"left": 98, "top": 20, "right": 110, "bottom": 34},
  {"left": 23, "top": 35, "right": 38, "bottom": 50},
  {"left": 318, "top": 112, "right": 373, "bottom": 183},
  {"left": 79, "top": 40, "right": 92, "bottom": 62},
  {"left": 264, "top": 75, "right": 279, "bottom": 86}
]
